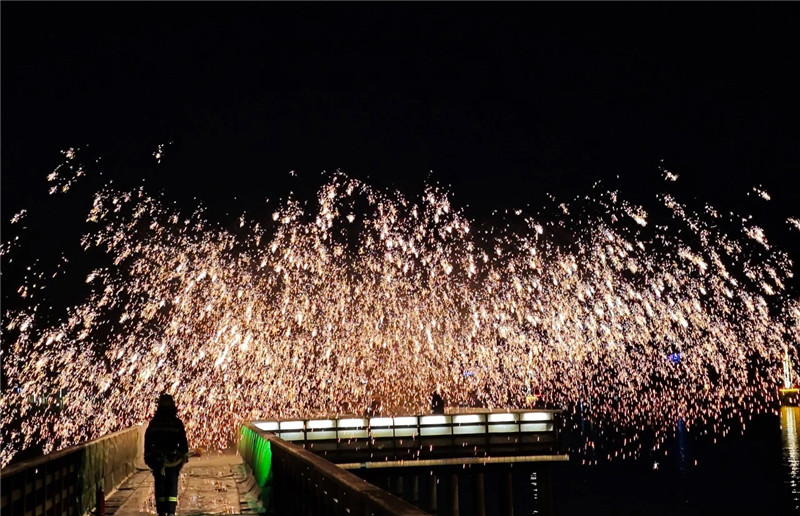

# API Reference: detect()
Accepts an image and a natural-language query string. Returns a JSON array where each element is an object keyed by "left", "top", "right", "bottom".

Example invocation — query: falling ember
[
  {"left": 153, "top": 141, "right": 172, "bottom": 164},
  {"left": 663, "top": 170, "right": 679, "bottom": 182},
  {"left": 1, "top": 150, "right": 799, "bottom": 469},
  {"left": 10, "top": 210, "right": 27, "bottom": 224},
  {"left": 752, "top": 185, "right": 772, "bottom": 201}
]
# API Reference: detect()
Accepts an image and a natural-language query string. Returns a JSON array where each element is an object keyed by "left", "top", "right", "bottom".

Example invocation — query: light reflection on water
[{"left": 781, "top": 406, "right": 800, "bottom": 512}]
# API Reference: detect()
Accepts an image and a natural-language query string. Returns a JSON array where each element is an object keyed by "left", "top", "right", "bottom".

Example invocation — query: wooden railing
[
  {"left": 0, "top": 426, "right": 142, "bottom": 516},
  {"left": 239, "top": 423, "right": 428, "bottom": 516}
]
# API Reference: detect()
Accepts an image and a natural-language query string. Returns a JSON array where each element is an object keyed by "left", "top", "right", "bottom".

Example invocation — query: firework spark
[{"left": 1, "top": 152, "right": 798, "bottom": 467}]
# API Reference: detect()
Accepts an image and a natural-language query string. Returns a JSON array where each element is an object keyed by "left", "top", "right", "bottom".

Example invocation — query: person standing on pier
[
  {"left": 144, "top": 392, "right": 189, "bottom": 516},
  {"left": 431, "top": 389, "right": 445, "bottom": 414}
]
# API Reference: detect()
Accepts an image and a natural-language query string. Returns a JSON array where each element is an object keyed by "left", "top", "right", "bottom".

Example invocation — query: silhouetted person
[
  {"left": 144, "top": 393, "right": 189, "bottom": 516},
  {"left": 431, "top": 390, "right": 445, "bottom": 414}
]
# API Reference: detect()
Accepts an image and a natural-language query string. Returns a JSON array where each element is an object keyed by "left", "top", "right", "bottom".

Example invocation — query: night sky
[
  {"left": 2, "top": 1, "right": 800, "bottom": 267},
  {"left": 3, "top": 6, "right": 800, "bottom": 512}
]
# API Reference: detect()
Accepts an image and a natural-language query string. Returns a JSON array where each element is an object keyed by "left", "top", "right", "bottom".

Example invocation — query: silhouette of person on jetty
[
  {"left": 431, "top": 390, "right": 445, "bottom": 414},
  {"left": 144, "top": 393, "right": 189, "bottom": 516}
]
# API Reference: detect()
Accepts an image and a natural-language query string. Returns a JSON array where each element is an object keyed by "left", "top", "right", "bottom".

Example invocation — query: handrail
[
  {"left": 1, "top": 425, "right": 142, "bottom": 516},
  {"left": 0, "top": 426, "right": 140, "bottom": 477},
  {"left": 240, "top": 423, "right": 428, "bottom": 516}
]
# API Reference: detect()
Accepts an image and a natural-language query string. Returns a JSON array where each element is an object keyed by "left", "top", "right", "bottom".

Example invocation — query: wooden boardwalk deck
[{"left": 103, "top": 448, "right": 264, "bottom": 515}]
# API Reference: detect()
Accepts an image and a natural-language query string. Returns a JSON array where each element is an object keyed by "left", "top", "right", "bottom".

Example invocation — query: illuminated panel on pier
[
  {"left": 453, "top": 424, "right": 486, "bottom": 435},
  {"left": 369, "top": 417, "right": 394, "bottom": 426},
  {"left": 521, "top": 422, "right": 553, "bottom": 432},
  {"left": 488, "top": 413, "right": 518, "bottom": 423},
  {"left": 520, "top": 412, "right": 553, "bottom": 422},
  {"left": 252, "top": 411, "right": 555, "bottom": 442},
  {"left": 279, "top": 420, "right": 304, "bottom": 430},
  {"left": 337, "top": 417, "right": 369, "bottom": 439},
  {"left": 369, "top": 417, "right": 395, "bottom": 438},
  {"left": 488, "top": 412, "right": 520, "bottom": 433},
  {"left": 337, "top": 418, "right": 368, "bottom": 428},
  {"left": 306, "top": 419, "right": 338, "bottom": 440},
  {"left": 308, "top": 419, "right": 336, "bottom": 429},
  {"left": 278, "top": 420, "right": 305, "bottom": 441},
  {"left": 254, "top": 421, "right": 279, "bottom": 432},
  {"left": 453, "top": 414, "right": 485, "bottom": 424},
  {"left": 393, "top": 416, "right": 419, "bottom": 437},
  {"left": 420, "top": 415, "right": 452, "bottom": 436}
]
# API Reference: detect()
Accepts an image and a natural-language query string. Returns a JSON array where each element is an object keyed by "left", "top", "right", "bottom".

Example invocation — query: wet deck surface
[{"left": 105, "top": 448, "right": 265, "bottom": 515}]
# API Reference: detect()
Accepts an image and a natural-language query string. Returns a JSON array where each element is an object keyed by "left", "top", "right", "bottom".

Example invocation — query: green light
[{"left": 239, "top": 426, "right": 273, "bottom": 504}]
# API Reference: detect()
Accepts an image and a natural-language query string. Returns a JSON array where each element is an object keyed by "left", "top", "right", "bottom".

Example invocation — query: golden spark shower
[{"left": 2, "top": 149, "right": 798, "bottom": 467}]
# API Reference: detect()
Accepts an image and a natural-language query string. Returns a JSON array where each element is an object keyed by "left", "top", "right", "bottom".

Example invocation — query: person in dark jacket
[
  {"left": 144, "top": 392, "right": 189, "bottom": 516},
  {"left": 431, "top": 390, "right": 445, "bottom": 414}
]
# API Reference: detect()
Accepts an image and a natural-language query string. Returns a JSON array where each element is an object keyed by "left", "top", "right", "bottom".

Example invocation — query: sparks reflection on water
[
  {"left": 2, "top": 150, "right": 799, "bottom": 467},
  {"left": 782, "top": 407, "right": 800, "bottom": 510}
]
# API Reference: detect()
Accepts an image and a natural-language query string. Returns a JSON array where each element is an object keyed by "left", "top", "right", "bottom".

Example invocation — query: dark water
[
  {"left": 342, "top": 409, "right": 799, "bottom": 515},
  {"left": 551, "top": 407, "right": 800, "bottom": 515}
]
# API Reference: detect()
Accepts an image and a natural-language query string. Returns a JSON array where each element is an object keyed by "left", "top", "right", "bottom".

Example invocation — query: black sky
[
  {"left": 2, "top": 2, "right": 799, "bottom": 243},
  {"left": 4, "top": 4, "right": 800, "bottom": 508}
]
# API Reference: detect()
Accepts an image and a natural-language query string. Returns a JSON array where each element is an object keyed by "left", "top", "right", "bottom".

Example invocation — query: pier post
[
  {"left": 95, "top": 486, "right": 105, "bottom": 516},
  {"left": 473, "top": 471, "right": 486, "bottom": 516},
  {"left": 392, "top": 475, "right": 404, "bottom": 498},
  {"left": 539, "top": 465, "right": 554, "bottom": 516},
  {"left": 409, "top": 474, "right": 419, "bottom": 504},
  {"left": 428, "top": 473, "right": 438, "bottom": 513},
  {"left": 501, "top": 467, "right": 513, "bottom": 516},
  {"left": 449, "top": 472, "right": 459, "bottom": 516}
]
